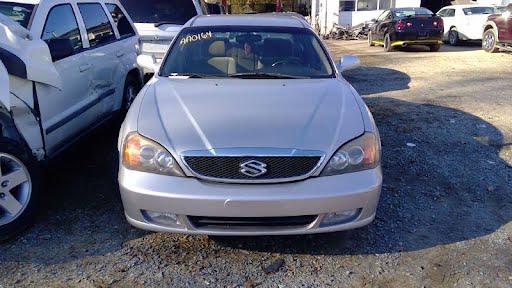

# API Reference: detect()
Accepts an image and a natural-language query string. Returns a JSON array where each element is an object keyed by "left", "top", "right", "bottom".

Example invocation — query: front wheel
[
  {"left": 429, "top": 44, "right": 441, "bottom": 52},
  {"left": 368, "top": 31, "right": 375, "bottom": 46},
  {"left": 0, "top": 138, "right": 41, "bottom": 241},
  {"left": 383, "top": 34, "right": 395, "bottom": 52},
  {"left": 482, "top": 29, "right": 499, "bottom": 53}
]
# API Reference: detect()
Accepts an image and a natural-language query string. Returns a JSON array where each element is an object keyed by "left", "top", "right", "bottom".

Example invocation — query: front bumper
[{"left": 118, "top": 166, "right": 383, "bottom": 236}]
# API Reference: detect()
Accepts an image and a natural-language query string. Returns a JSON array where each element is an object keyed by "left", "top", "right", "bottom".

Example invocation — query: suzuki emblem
[{"left": 240, "top": 160, "right": 268, "bottom": 177}]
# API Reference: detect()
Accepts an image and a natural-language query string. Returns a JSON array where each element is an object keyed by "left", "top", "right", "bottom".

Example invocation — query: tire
[
  {"left": 368, "top": 31, "right": 375, "bottom": 46},
  {"left": 121, "top": 75, "right": 141, "bottom": 113},
  {"left": 0, "top": 137, "right": 41, "bottom": 241},
  {"left": 448, "top": 29, "right": 460, "bottom": 46},
  {"left": 482, "top": 29, "right": 499, "bottom": 53},
  {"left": 384, "top": 34, "right": 395, "bottom": 52},
  {"left": 429, "top": 44, "right": 441, "bottom": 52}
]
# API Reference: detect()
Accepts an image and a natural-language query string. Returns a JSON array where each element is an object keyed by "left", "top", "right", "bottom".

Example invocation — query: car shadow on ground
[
  {"left": 0, "top": 67, "right": 510, "bottom": 263},
  {"left": 391, "top": 41, "right": 482, "bottom": 53}
]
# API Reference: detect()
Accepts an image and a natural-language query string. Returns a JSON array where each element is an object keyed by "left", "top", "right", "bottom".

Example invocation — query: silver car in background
[{"left": 118, "top": 14, "right": 382, "bottom": 236}]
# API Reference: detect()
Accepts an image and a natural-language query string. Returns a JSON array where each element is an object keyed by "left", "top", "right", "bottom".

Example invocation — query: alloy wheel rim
[
  {"left": 0, "top": 153, "right": 32, "bottom": 225},
  {"left": 449, "top": 31, "right": 456, "bottom": 43},
  {"left": 483, "top": 33, "right": 494, "bottom": 49}
]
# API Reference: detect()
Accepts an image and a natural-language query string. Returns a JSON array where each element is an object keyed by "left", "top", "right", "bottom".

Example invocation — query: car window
[
  {"left": 119, "top": 0, "right": 197, "bottom": 25},
  {"left": 105, "top": 3, "right": 135, "bottom": 38},
  {"left": 377, "top": 10, "right": 389, "bottom": 21},
  {"left": 462, "top": 7, "right": 497, "bottom": 15},
  {"left": 0, "top": 2, "right": 34, "bottom": 28},
  {"left": 446, "top": 9, "right": 455, "bottom": 17},
  {"left": 393, "top": 7, "right": 433, "bottom": 17},
  {"left": 437, "top": 9, "right": 446, "bottom": 17},
  {"left": 161, "top": 26, "right": 334, "bottom": 79},
  {"left": 41, "top": 4, "right": 83, "bottom": 55},
  {"left": 78, "top": 3, "right": 116, "bottom": 48},
  {"left": 339, "top": 1, "right": 355, "bottom": 12}
]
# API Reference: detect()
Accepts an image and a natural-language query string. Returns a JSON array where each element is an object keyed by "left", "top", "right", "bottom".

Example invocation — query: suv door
[
  {"left": 76, "top": 2, "right": 121, "bottom": 120},
  {"left": 105, "top": 2, "right": 139, "bottom": 111},
  {"left": 30, "top": 3, "right": 97, "bottom": 155}
]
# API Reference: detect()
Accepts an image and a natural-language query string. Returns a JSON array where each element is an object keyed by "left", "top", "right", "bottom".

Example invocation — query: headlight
[
  {"left": 122, "top": 132, "right": 185, "bottom": 176},
  {"left": 321, "top": 132, "right": 380, "bottom": 176}
]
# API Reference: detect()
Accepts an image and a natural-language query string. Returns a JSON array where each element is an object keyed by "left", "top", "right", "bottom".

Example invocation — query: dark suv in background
[{"left": 482, "top": 4, "right": 512, "bottom": 53}]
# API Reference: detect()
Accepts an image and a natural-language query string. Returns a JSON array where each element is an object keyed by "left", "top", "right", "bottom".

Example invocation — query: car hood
[
  {"left": 135, "top": 23, "right": 183, "bottom": 40},
  {"left": 137, "top": 78, "right": 365, "bottom": 156}
]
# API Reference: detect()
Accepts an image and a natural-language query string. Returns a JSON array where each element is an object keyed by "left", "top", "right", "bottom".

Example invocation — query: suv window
[
  {"left": 0, "top": 2, "right": 34, "bottom": 28},
  {"left": 78, "top": 3, "right": 116, "bottom": 48},
  {"left": 106, "top": 3, "right": 135, "bottom": 38},
  {"left": 42, "top": 4, "right": 83, "bottom": 56},
  {"left": 119, "top": 0, "right": 198, "bottom": 25},
  {"left": 446, "top": 9, "right": 455, "bottom": 17}
]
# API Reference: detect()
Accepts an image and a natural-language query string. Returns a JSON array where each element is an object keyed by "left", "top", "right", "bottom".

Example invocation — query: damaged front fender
[{"left": 0, "top": 14, "right": 62, "bottom": 91}]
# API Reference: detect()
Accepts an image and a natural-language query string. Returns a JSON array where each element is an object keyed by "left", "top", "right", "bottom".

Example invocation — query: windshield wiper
[
  {"left": 154, "top": 21, "right": 182, "bottom": 27},
  {"left": 228, "top": 72, "right": 307, "bottom": 79},
  {"left": 164, "top": 73, "right": 212, "bottom": 78}
]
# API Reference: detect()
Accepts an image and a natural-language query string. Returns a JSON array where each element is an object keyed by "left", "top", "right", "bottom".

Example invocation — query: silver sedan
[{"left": 118, "top": 14, "right": 382, "bottom": 235}]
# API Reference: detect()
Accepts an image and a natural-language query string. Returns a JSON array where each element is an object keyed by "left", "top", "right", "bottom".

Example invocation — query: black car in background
[{"left": 368, "top": 7, "right": 444, "bottom": 52}]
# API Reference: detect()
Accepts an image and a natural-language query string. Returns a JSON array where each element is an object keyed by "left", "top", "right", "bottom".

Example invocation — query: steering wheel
[{"left": 271, "top": 59, "right": 302, "bottom": 67}]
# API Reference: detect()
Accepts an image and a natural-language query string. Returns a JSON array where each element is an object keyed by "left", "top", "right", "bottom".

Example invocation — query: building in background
[{"left": 312, "top": 0, "right": 422, "bottom": 35}]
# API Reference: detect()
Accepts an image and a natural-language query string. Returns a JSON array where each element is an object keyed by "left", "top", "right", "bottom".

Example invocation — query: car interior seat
[{"left": 207, "top": 40, "right": 236, "bottom": 74}]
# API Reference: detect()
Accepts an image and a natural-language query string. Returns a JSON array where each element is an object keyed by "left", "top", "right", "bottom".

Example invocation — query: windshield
[
  {"left": 119, "top": 0, "right": 197, "bottom": 25},
  {"left": 393, "top": 8, "right": 433, "bottom": 17},
  {"left": 462, "top": 7, "right": 498, "bottom": 15},
  {"left": 160, "top": 26, "right": 335, "bottom": 79},
  {"left": 0, "top": 2, "right": 34, "bottom": 28}
]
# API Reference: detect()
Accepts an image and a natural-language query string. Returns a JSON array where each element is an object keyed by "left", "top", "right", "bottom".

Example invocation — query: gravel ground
[{"left": 1, "top": 40, "right": 511, "bottom": 287}]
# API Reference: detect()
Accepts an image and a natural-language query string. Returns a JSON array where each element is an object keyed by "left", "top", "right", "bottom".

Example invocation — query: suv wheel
[
  {"left": 0, "top": 137, "right": 41, "bottom": 241},
  {"left": 121, "top": 76, "right": 140, "bottom": 113},
  {"left": 448, "top": 29, "right": 460, "bottom": 46},
  {"left": 384, "top": 34, "right": 395, "bottom": 52},
  {"left": 482, "top": 29, "right": 499, "bottom": 53}
]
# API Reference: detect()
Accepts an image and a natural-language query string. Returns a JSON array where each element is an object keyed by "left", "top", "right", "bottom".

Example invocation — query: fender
[
  {"left": 0, "top": 14, "right": 62, "bottom": 90},
  {"left": 483, "top": 21, "right": 499, "bottom": 42}
]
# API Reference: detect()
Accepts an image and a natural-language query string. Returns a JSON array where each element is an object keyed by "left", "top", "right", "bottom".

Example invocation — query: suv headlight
[
  {"left": 321, "top": 132, "right": 380, "bottom": 176},
  {"left": 122, "top": 132, "right": 185, "bottom": 176}
]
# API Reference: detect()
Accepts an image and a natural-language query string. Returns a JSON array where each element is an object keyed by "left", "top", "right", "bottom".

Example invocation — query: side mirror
[
  {"left": 336, "top": 54, "right": 360, "bottom": 72},
  {"left": 137, "top": 54, "right": 159, "bottom": 73},
  {"left": 47, "top": 38, "right": 74, "bottom": 62}
]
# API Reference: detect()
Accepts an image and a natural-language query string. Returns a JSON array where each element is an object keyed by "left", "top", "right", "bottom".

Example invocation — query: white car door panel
[
  {"left": 77, "top": 2, "right": 121, "bottom": 119},
  {"left": 30, "top": 3, "right": 98, "bottom": 155}
]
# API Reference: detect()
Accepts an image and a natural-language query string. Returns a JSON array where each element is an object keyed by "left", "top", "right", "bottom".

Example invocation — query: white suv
[
  {"left": 0, "top": 0, "right": 142, "bottom": 239},
  {"left": 119, "top": 0, "right": 208, "bottom": 71}
]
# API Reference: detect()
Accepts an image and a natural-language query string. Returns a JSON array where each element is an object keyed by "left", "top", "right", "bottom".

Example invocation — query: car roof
[
  {"left": 440, "top": 4, "right": 497, "bottom": 9},
  {"left": 189, "top": 14, "right": 308, "bottom": 28}
]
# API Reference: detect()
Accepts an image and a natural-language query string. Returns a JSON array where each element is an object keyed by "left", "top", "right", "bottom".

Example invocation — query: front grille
[
  {"left": 183, "top": 156, "right": 321, "bottom": 181},
  {"left": 188, "top": 215, "right": 317, "bottom": 229}
]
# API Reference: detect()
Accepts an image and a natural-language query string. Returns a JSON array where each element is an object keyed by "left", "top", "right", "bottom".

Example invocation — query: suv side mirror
[
  {"left": 47, "top": 38, "right": 74, "bottom": 62},
  {"left": 337, "top": 54, "right": 360, "bottom": 72}
]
